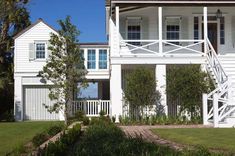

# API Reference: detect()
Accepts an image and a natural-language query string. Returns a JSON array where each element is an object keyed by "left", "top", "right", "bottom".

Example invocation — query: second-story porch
[{"left": 109, "top": 3, "right": 235, "bottom": 61}]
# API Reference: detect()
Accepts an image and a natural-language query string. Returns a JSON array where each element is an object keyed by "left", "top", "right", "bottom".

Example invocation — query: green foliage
[
  {"left": 40, "top": 124, "right": 81, "bottom": 156},
  {"left": 166, "top": 65, "right": 212, "bottom": 118},
  {"left": 39, "top": 16, "right": 87, "bottom": 125},
  {"left": 32, "top": 132, "right": 49, "bottom": 147},
  {"left": 32, "top": 124, "right": 64, "bottom": 147},
  {"left": 118, "top": 115, "right": 202, "bottom": 125},
  {"left": 74, "top": 120, "right": 180, "bottom": 156},
  {"left": 0, "top": 0, "right": 30, "bottom": 120},
  {"left": 82, "top": 116, "right": 90, "bottom": 126},
  {"left": 75, "top": 110, "right": 85, "bottom": 121},
  {"left": 124, "top": 67, "right": 161, "bottom": 119}
]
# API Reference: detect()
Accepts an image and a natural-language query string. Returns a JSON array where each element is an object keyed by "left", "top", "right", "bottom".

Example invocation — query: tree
[
  {"left": 0, "top": 0, "right": 30, "bottom": 120},
  {"left": 39, "top": 16, "right": 87, "bottom": 125},
  {"left": 124, "top": 67, "right": 161, "bottom": 120},
  {"left": 166, "top": 65, "right": 212, "bottom": 119}
]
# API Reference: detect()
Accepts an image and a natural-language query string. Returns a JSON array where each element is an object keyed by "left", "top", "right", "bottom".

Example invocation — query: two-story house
[{"left": 14, "top": 0, "right": 235, "bottom": 127}]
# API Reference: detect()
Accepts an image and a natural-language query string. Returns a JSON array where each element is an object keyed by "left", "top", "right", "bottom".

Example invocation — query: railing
[
  {"left": 120, "top": 39, "right": 205, "bottom": 55},
  {"left": 70, "top": 100, "right": 111, "bottom": 117},
  {"left": 204, "top": 38, "right": 235, "bottom": 127}
]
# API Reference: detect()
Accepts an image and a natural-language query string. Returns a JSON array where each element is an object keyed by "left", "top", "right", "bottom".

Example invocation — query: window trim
[
  {"left": 126, "top": 17, "right": 142, "bottom": 45},
  {"left": 87, "top": 49, "right": 96, "bottom": 70},
  {"left": 34, "top": 41, "right": 47, "bottom": 60},
  {"left": 165, "top": 16, "right": 181, "bottom": 45}
]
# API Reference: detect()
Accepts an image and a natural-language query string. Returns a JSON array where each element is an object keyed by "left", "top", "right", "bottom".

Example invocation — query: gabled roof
[{"left": 13, "top": 18, "right": 58, "bottom": 39}]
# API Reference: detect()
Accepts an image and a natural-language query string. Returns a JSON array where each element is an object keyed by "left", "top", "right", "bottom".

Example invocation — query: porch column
[
  {"left": 202, "top": 93, "right": 208, "bottom": 125},
  {"left": 110, "top": 64, "right": 122, "bottom": 122},
  {"left": 203, "top": 7, "right": 208, "bottom": 52},
  {"left": 115, "top": 6, "right": 120, "bottom": 55},
  {"left": 155, "top": 65, "right": 168, "bottom": 115},
  {"left": 158, "top": 7, "right": 163, "bottom": 54},
  {"left": 14, "top": 76, "right": 23, "bottom": 121}
]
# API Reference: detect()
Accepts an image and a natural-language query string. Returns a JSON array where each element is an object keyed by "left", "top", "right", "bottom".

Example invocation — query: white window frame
[
  {"left": 35, "top": 41, "right": 47, "bottom": 60},
  {"left": 87, "top": 49, "right": 96, "bottom": 70},
  {"left": 98, "top": 49, "right": 108, "bottom": 70},
  {"left": 165, "top": 16, "right": 182, "bottom": 45},
  {"left": 126, "top": 17, "right": 142, "bottom": 42}
]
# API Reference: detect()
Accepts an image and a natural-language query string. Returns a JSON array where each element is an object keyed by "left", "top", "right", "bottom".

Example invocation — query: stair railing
[{"left": 204, "top": 38, "right": 234, "bottom": 126}]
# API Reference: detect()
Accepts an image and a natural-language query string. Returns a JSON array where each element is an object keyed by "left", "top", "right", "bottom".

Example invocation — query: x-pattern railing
[{"left": 120, "top": 39, "right": 205, "bottom": 55}]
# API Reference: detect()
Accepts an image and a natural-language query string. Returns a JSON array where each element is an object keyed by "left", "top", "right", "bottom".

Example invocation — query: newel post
[
  {"left": 213, "top": 93, "right": 219, "bottom": 127},
  {"left": 202, "top": 93, "right": 208, "bottom": 125},
  {"left": 158, "top": 7, "right": 163, "bottom": 55}
]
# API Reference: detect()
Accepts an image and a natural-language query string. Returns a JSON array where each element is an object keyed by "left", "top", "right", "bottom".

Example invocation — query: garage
[{"left": 23, "top": 86, "right": 60, "bottom": 120}]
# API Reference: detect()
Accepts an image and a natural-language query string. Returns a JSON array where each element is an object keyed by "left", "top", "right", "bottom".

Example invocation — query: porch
[{"left": 70, "top": 80, "right": 111, "bottom": 117}]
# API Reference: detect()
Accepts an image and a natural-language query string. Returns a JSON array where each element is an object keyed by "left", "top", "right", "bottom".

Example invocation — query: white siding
[{"left": 14, "top": 22, "right": 57, "bottom": 73}]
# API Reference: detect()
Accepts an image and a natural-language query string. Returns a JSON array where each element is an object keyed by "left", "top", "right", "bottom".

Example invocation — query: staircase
[{"left": 204, "top": 38, "right": 235, "bottom": 128}]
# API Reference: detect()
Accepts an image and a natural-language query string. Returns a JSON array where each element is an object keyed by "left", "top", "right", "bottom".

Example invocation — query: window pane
[
  {"left": 99, "top": 50, "right": 107, "bottom": 69},
  {"left": 87, "top": 49, "right": 96, "bottom": 69},
  {"left": 36, "top": 43, "right": 46, "bottom": 59}
]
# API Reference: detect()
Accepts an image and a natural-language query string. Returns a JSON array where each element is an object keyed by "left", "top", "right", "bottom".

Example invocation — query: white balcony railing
[
  {"left": 120, "top": 39, "right": 205, "bottom": 55},
  {"left": 70, "top": 100, "right": 111, "bottom": 117}
]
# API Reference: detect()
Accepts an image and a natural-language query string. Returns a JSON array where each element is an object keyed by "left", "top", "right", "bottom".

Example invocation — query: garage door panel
[{"left": 24, "top": 86, "right": 59, "bottom": 120}]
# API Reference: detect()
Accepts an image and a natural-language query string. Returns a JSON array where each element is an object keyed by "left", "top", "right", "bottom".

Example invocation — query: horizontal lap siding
[{"left": 15, "top": 22, "right": 55, "bottom": 73}]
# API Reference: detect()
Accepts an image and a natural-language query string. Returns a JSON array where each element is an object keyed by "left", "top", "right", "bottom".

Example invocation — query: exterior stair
[{"left": 204, "top": 38, "right": 235, "bottom": 127}]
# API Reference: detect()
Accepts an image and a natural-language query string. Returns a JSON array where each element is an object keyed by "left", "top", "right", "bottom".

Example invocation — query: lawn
[
  {"left": 152, "top": 128, "right": 235, "bottom": 152},
  {"left": 0, "top": 121, "right": 62, "bottom": 155}
]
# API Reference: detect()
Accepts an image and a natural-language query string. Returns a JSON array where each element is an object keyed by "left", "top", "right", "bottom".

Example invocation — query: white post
[
  {"left": 203, "top": 93, "right": 208, "bottom": 125},
  {"left": 158, "top": 7, "right": 163, "bottom": 54},
  {"left": 213, "top": 93, "right": 219, "bottom": 127},
  {"left": 110, "top": 64, "right": 122, "bottom": 122},
  {"left": 14, "top": 76, "right": 23, "bottom": 121},
  {"left": 203, "top": 7, "right": 208, "bottom": 53},
  {"left": 156, "top": 65, "right": 167, "bottom": 115},
  {"left": 116, "top": 6, "right": 120, "bottom": 55}
]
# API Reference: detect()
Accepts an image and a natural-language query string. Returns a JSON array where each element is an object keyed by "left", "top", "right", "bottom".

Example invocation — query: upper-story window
[
  {"left": 220, "top": 17, "right": 225, "bottom": 45},
  {"left": 166, "top": 17, "right": 181, "bottom": 45},
  {"left": 194, "top": 17, "right": 199, "bottom": 40},
  {"left": 35, "top": 43, "right": 46, "bottom": 59},
  {"left": 87, "top": 49, "right": 96, "bottom": 69},
  {"left": 127, "top": 17, "right": 141, "bottom": 46},
  {"left": 99, "top": 49, "right": 107, "bottom": 69}
]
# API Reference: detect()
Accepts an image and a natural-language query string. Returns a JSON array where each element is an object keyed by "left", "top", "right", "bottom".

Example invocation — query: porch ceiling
[{"left": 108, "top": 0, "right": 235, "bottom": 7}]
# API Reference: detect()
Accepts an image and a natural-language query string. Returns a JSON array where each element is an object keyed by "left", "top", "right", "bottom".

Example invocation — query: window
[
  {"left": 87, "top": 49, "right": 96, "bottom": 69},
  {"left": 99, "top": 49, "right": 107, "bottom": 69},
  {"left": 127, "top": 18, "right": 141, "bottom": 46},
  {"left": 36, "top": 43, "right": 46, "bottom": 59},
  {"left": 220, "top": 17, "right": 225, "bottom": 44},
  {"left": 194, "top": 17, "right": 199, "bottom": 40},
  {"left": 166, "top": 17, "right": 181, "bottom": 45}
]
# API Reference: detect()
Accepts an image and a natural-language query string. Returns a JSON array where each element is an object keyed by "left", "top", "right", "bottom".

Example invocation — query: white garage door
[{"left": 24, "top": 86, "right": 60, "bottom": 120}]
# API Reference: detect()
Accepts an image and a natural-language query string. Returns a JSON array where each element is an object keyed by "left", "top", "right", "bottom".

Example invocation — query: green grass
[
  {"left": 152, "top": 128, "right": 235, "bottom": 152},
  {"left": 0, "top": 121, "right": 63, "bottom": 155}
]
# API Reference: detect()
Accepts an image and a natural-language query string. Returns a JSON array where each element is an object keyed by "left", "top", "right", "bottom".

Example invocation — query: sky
[{"left": 27, "top": 0, "right": 107, "bottom": 43}]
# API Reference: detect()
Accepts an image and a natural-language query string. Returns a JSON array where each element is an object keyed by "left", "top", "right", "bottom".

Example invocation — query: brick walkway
[{"left": 120, "top": 125, "right": 212, "bottom": 151}]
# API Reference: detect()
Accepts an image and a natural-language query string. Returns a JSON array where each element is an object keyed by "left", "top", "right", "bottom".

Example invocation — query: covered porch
[{"left": 70, "top": 80, "right": 111, "bottom": 117}]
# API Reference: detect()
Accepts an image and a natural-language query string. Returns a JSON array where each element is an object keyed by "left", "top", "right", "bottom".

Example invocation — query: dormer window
[{"left": 35, "top": 42, "right": 46, "bottom": 59}]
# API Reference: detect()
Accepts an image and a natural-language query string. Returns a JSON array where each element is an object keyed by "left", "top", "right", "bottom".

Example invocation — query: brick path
[{"left": 120, "top": 125, "right": 212, "bottom": 151}]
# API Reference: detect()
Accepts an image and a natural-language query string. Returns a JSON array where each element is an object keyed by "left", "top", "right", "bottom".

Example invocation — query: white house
[{"left": 14, "top": 0, "right": 235, "bottom": 127}]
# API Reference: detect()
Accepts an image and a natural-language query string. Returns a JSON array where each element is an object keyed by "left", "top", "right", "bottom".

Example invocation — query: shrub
[
  {"left": 32, "top": 132, "right": 49, "bottom": 147},
  {"left": 74, "top": 120, "right": 180, "bottom": 156},
  {"left": 75, "top": 110, "right": 85, "bottom": 121},
  {"left": 82, "top": 116, "right": 90, "bottom": 126},
  {"left": 112, "top": 116, "right": 116, "bottom": 123},
  {"left": 47, "top": 124, "right": 64, "bottom": 136},
  {"left": 40, "top": 124, "right": 81, "bottom": 156}
]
